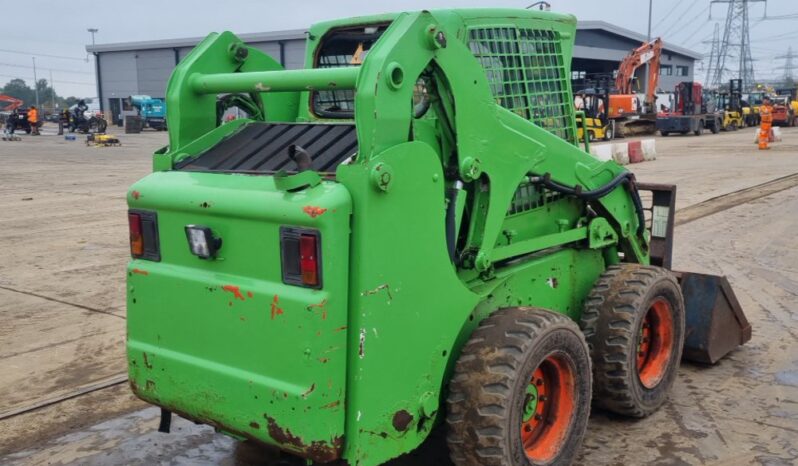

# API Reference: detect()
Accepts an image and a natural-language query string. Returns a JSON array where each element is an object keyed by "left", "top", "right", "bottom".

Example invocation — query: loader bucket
[{"left": 676, "top": 271, "right": 752, "bottom": 364}]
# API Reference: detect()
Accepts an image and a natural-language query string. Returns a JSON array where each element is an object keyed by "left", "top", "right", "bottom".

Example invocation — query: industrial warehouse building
[{"left": 86, "top": 20, "right": 700, "bottom": 125}]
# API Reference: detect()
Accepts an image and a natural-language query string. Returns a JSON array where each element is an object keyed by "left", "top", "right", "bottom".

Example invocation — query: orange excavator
[
  {"left": 1, "top": 94, "right": 24, "bottom": 140},
  {"left": 0, "top": 94, "right": 24, "bottom": 125},
  {"left": 0, "top": 94, "right": 23, "bottom": 112},
  {"left": 610, "top": 38, "right": 662, "bottom": 137}
]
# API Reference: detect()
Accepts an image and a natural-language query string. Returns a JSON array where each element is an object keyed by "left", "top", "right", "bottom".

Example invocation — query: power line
[
  {"left": 652, "top": 0, "right": 689, "bottom": 31},
  {"left": 686, "top": 28, "right": 717, "bottom": 49},
  {"left": 757, "top": 29, "right": 798, "bottom": 41},
  {"left": 0, "top": 48, "right": 87, "bottom": 62},
  {"left": 0, "top": 62, "right": 93, "bottom": 75},
  {"left": 673, "top": 14, "right": 712, "bottom": 46},
  {"left": 658, "top": 2, "right": 704, "bottom": 37},
  {"left": 0, "top": 73, "right": 95, "bottom": 87},
  {"left": 761, "top": 12, "right": 798, "bottom": 19}
]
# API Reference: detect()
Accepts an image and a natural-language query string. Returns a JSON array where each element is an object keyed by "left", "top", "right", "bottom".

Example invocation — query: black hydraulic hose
[
  {"left": 413, "top": 95, "right": 432, "bottom": 118},
  {"left": 445, "top": 181, "right": 464, "bottom": 262},
  {"left": 529, "top": 172, "right": 646, "bottom": 235}
]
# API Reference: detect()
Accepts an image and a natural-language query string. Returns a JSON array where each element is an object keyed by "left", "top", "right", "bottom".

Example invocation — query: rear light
[
  {"left": 129, "top": 213, "right": 143, "bottom": 257},
  {"left": 299, "top": 234, "right": 319, "bottom": 286},
  {"left": 128, "top": 210, "right": 161, "bottom": 261},
  {"left": 280, "top": 227, "right": 322, "bottom": 288}
]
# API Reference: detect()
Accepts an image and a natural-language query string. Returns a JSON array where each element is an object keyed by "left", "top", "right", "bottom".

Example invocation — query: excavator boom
[
  {"left": 615, "top": 38, "right": 662, "bottom": 109},
  {"left": 0, "top": 94, "right": 23, "bottom": 113}
]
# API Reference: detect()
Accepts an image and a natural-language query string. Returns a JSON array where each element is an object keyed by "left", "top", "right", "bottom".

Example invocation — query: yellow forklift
[
  {"left": 776, "top": 86, "right": 798, "bottom": 115},
  {"left": 717, "top": 79, "right": 745, "bottom": 131},
  {"left": 575, "top": 84, "right": 614, "bottom": 142}
]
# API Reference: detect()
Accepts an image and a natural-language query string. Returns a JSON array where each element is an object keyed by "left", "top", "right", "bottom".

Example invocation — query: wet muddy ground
[{"left": 1, "top": 125, "right": 797, "bottom": 465}]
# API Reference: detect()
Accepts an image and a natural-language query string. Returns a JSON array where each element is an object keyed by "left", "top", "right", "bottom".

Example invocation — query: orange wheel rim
[
  {"left": 637, "top": 298, "right": 674, "bottom": 389},
  {"left": 520, "top": 353, "right": 576, "bottom": 462}
]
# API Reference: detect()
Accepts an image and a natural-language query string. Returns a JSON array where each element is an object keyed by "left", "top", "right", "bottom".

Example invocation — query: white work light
[{"left": 185, "top": 225, "right": 222, "bottom": 259}]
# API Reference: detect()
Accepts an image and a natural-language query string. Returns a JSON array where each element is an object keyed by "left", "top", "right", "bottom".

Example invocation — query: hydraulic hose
[
  {"left": 445, "top": 180, "right": 464, "bottom": 262},
  {"left": 529, "top": 172, "right": 646, "bottom": 235}
]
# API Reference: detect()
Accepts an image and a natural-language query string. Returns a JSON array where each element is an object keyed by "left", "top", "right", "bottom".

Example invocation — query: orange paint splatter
[
  {"left": 131, "top": 190, "right": 141, "bottom": 200},
  {"left": 302, "top": 206, "right": 328, "bottom": 218},
  {"left": 270, "top": 294, "right": 284, "bottom": 319},
  {"left": 306, "top": 299, "right": 328, "bottom": 320},
  {"left": 247, "top": 291, "right": 253, "bottom": 298},
  {"left": 131, "top": 268, "right": 148, "bottom": 276},
  {"left": 320, "top": 400, "right": 340, "bottom": 409},
  {"left": 223, "top": 285, "right": 245, "bottom": 301}
]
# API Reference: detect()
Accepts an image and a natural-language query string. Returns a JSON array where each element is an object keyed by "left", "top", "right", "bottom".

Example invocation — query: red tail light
[
  {"left": 129, "top": 212, "right": 143, "bottom": 257},
  {"left": 299, "top": 234, "right": 319, "bottom": 286},
  {"left": 280, "top": 227, "right": 322, "bottom": 288},
  {"left": 128, "top": 210, "right": 161, "bottom": 261}
]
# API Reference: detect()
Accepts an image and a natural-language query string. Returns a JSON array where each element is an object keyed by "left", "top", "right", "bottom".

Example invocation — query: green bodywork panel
[
  {"left": 126, "top": 8, "right": 650, "bottom": 466},
  {"left": 127, "top": 173, "right": 352, "bottom": 460}
]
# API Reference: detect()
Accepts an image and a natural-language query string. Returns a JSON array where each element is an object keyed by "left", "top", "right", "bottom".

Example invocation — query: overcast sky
[{"left": 2, "top": 0, "right": 795, "bottom": 97}]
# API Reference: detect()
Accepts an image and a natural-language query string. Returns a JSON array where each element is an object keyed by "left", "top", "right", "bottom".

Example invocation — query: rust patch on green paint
[
  {"left": 270, "top": 294, "right": 284, "bottom": 319},
  {"left": 301, "top": 383, "right": 316, "bottom": 398},
  {"left": 302, "top": 205, "right": 328, "bottom": 218},
  {"left": 306, "top": 298, "right": 329, "bottom": 319},
  {"left": 392, "top": 410, "right": 413, "bottom": 432},
  {"left": 320, "top": 400, "right": 340, "bottom": 409},
  {"left": 361, "top": 283, "right": 392, "bottom": 302},
  {"left": 142, "top": 352, "right": 153, "bottom": 369},
  {"left": 265, "top": 416, "right": 343, "bottom": 463},
  {"left": 223, "top": 285, "right": 245, "bottom": 300}
]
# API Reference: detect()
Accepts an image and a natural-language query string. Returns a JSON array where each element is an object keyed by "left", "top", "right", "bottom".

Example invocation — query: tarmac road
[{"left": 0, "top": 124, "right": 796, "bottom": 465}]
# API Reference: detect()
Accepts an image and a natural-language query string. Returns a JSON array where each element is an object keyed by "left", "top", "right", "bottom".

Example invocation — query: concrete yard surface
[{"left": 0, "top": 126, "right": 797, "bottom": 465}]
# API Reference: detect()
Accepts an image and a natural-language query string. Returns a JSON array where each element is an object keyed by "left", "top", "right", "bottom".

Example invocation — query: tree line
[{"left": 1, "top": 78, "right": 91, "bottom": 113}]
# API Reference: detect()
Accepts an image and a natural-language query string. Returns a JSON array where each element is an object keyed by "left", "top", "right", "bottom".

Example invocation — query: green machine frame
[{"left": 127, "top": 9, "right": 654, "bottom": 465}]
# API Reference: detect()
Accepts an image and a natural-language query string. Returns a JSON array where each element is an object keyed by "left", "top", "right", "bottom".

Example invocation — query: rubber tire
[
  {"left": 587, "top": 131, "right": 594, "bottom": 142},
  {"left": 730, "top": 122, "right": 738, "bottom": 131},
  {"left": 603, "top": 126, "right": 614, "bottom": 141},
  {"left": 710, "top": 120, "right": 720, "bottom": 134},
  {"left": 447, "top": 307, "right": 591, "bottom": 466},
  {"left": 660, "top": 131, "right": 669, "bottom": 137},
  {"left": 580, "top": 264, "right": 685, "bottom": 418},
  {"left": 694, "top": 122, "right": 703, "bottom": 136}
]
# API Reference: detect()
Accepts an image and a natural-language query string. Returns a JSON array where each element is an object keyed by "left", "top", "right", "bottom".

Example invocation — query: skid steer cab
[{"left": 126, "top": 9, "right": 751, "bottom": 466}]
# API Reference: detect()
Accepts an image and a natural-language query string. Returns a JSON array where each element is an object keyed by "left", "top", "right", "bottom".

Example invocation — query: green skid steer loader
[{"left": 125, "top": 9, "right": 751, "bottom": 466}]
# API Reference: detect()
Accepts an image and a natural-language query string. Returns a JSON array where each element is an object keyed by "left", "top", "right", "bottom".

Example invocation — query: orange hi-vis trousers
[
  {"left": 759, "top": 105, "right": 773, "bottom": 150},
  {"left": 758, "top": 123, "right": 771, "bottom": 150}
]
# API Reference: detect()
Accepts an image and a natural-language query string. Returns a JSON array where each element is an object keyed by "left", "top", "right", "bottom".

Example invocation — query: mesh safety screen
[{"left": 468, "top": 26, "right": 576, "bottom": 144}]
